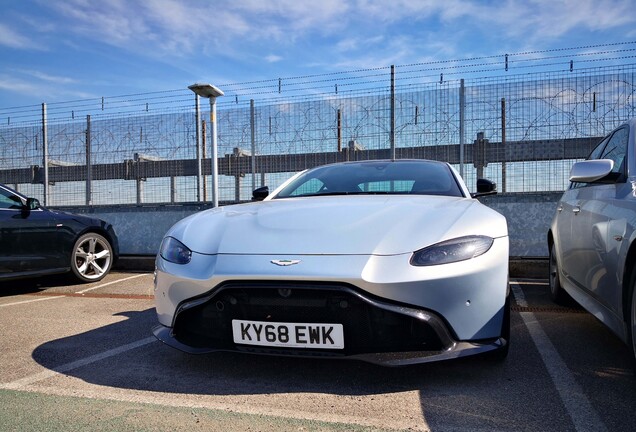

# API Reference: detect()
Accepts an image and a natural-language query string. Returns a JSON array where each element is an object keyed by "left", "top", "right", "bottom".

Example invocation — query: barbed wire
[{"left": 1, "top": 41, "right": 635, "bottom": 121}]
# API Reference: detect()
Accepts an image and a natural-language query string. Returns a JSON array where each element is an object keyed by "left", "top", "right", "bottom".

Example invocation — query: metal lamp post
[{"left": 188, "top": 83, "right": 224, "bottom": 207}]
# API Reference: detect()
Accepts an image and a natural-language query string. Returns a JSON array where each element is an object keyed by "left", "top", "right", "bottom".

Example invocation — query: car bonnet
[{"left": 168, "top": 195, "right": 507, "bottom": 256}]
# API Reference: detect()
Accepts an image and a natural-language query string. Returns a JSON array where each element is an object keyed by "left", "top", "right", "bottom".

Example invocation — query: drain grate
[{"left": 512, "top": 305, "right": 586, "bottom": 314}]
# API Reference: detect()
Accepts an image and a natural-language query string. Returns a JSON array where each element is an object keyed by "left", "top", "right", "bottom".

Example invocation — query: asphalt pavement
[{"left": 0, "top": 273, "right": 634, "bottom": 431}]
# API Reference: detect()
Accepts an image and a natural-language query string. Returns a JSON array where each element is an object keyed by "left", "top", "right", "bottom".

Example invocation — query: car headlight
[
  {"left": 410, "top": 236, "right": 494, "bottom": 266},
  {"left": 159, "top": 236, "right": 192, "bottom": 265}
]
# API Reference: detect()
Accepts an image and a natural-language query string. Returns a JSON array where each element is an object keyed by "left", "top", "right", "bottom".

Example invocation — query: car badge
[{"left": 271, "top": 259, "right": 301, "bottom": 266}]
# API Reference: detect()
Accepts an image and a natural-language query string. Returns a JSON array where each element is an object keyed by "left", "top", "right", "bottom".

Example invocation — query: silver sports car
[{"left": 153, "top": 159, "right": 510, "bottom": 365}]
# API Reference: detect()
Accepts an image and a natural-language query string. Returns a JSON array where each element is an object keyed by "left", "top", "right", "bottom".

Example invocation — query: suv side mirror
[
  {"left": 252, "top": 186, "right": 269, "bottom": 201},
  {"left": 569, "top": 159, "right": 614, "bottom": 183},
  {"left": 472, "top": 179, "right": 497, "bottom": 198}
]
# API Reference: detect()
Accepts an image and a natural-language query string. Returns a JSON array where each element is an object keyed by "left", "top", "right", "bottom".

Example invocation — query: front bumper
[
  {"left": 152, "top": 281, "right": 507, "bottom": 366},
  {"left": 155, "top": 238, "right": 509, "bottom": 341}
]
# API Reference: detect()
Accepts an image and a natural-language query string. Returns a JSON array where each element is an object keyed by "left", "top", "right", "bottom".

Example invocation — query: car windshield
[{"left": 273, "top": 160, "right": 464, "bottom": 199}]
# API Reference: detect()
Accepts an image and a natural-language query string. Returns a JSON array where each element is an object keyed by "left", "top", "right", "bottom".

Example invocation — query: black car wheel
[
  {"left": 70, "top": 232, "right": 113, "bottom": 282},
  {"left": 549, "top": 243, "right": 571, "bottom": 305}
]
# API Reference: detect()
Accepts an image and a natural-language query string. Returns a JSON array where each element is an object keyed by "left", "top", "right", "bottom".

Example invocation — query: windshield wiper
[
  {"left": 298, "top": 191, "right": 396, "bottom": 197},
  {"left": 300, "top": 191, "right": 352, "bottom": 197}
]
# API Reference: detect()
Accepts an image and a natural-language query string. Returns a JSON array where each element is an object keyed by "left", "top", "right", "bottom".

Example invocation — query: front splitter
[{"left": 152, "top": 324, "right": 506, "bottom": 367}]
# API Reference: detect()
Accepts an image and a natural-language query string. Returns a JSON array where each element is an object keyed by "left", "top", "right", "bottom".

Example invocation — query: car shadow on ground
[
  {"left": 30, "top": 306, "right": 511, "bottom": 397},
  {"left": 0, "top": 274, "right": 78, "bottom": 296},
  {"left": 27, "top": 308, "right": 636, "bottom": 430}
]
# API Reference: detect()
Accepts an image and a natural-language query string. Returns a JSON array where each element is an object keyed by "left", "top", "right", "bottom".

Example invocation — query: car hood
[{"left": 167, "top": 195, "right": 507, "bottom": 256}]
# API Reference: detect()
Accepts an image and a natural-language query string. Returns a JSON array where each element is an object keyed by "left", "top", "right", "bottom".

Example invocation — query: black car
[{"left": 0, "top": 183, "right": 118, "bottom": 282}]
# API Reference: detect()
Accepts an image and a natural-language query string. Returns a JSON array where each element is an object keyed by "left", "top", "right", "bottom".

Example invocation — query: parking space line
[
  {"left": 75, "top": 273, "right": 148, "bottom": 294},
  {"left": 510, "top": 282, "right": 528, "bottom": 307},
  {"left": 0, "top": 296, "right": 66, "bottom": 308},
  {"left": 512, "top": 281, "right": 607, "bottom": 432},
  {"left": 0, "top": 336, "right": 156, "bottom": 390}
]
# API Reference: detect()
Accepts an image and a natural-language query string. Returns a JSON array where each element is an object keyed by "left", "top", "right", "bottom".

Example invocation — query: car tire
[
  {"left": 70, "top": 232, "right": 113, "bottom": 283},
  {"left": 549, "top": 243, "right": 571, "bottom": 305}
]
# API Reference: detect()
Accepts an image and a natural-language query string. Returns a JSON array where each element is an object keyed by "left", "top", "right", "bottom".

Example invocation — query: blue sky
[{"left": 1, "top": 0, "right": 635, "bottom": 108}]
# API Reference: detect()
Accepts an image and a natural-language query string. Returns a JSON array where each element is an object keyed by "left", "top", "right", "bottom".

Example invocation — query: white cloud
[
  {"left": 0, "top": 23, "right": 40, "bottom": 49},
  {"left": 335, "top": 35, "right": 385, "bottom": 55},
  {"left": 49, "top": 0, "right": 150, "bottom": 44},
  {"left": 7, "top": 0, "right": 636, "bottom": 87},
  {"left": 0, "top": 75, "right": 41, "bottom": 94},
  {"left": 0, "top": 73, "right": 89, "bottom": 102},
  {"left": 347, "top": 0, "right": 636, "bottom": 47},
  {"left": 36, "top": 0, "right": 636, "bottom": 66},
  {"left": 265, "top": 55, "right": 283, "bottom": 63},
  {"left": 232, "top": 0, "right": 348, "bottom": 32},
  {"left": 331, "top": 35, "right": 416, "bottom": 70},
  {"left": 332, "top": 0, "right": 636, "bottom": 71},
  {"left": 20, "top": 70, "right": 77, "bottom": 84},
  {"left": 429, "top": 0, "right": 636, "bottom": 41}
]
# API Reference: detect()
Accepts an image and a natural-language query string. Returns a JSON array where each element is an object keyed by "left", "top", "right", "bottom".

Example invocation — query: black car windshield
[{"left": 273, "top": 160, "right": 465, "bottom": 199}]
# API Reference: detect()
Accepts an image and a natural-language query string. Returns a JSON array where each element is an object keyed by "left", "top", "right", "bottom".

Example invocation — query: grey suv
[{"left": 548, "top": 118, "right": 636, "bottom": 363}]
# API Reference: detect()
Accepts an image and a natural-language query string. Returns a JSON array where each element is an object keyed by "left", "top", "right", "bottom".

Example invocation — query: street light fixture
[
  {"left": 188, "top": 83, "right": 224, "bottom": 207},
  {"left": 188, "top": 83, "right": 224, "bottom": 99}
]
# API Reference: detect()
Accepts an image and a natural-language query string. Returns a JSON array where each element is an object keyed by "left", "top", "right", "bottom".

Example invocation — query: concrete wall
[
  {"left": 56, "top": 192, "right": 563, "bottom": 258},
  {"left": 479, "top": 192, "right": 562, "bottom": 257},
  {"left": 56, "top": 204, "right": 215, "bottom": 256}
]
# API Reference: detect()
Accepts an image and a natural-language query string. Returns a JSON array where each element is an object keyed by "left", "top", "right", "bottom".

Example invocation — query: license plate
[{"left": 232, "top": 319, "right": 344, "bottom": 349}]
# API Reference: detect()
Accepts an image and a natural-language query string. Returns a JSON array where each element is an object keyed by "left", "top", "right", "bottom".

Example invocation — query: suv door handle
[{"left": 573, "top": 206, "right": 581, "bottom": 214}]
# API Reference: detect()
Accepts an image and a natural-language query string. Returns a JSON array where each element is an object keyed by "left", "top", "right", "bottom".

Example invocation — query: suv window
[
  {"left": 588, "top": 136, "right": 609, "bottom": 161},
  {"left": 600, "top": 126, "right": 629, "bottom": 176},
  {"left": 572, "top": 125, "right": 630, "bottom": 189}
]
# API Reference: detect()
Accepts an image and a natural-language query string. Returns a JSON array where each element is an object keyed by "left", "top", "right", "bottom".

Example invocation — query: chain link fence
[{"left": 2, "top": 43, "right": 636, "bottom": 206}]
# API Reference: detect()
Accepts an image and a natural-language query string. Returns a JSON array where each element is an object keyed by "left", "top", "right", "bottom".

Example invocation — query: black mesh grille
[{"left": 173, "top": 282, "right": 449, "bottom": 356}]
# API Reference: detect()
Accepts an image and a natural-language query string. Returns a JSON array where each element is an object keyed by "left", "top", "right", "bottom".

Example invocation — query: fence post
[
  {"left": 210, "top": 96, "right": 220, "bottom": 207},
  {"left": 474, "top": 131, "right": 488, "bottom": 179},
  {"left": 459, "top": 79, "right": 465, "bottom": 178},
  {"left": 201, "top": 119, "right": 207, "bottom": 201},
  {"left": 86, "top": 115, "right": 91, "bottom": 205},
  {"left": 501, "top": 98, "right": 506, "bottom": 193},
  {"left": 390, "top": 65, "right": 396, "bottom": 160},
  {"left": 250, "top": 99, "right": 256, "bottom": 193},
  {"left": 235, "top": 175, "right": 241, "bottom": 202},
  {"left": 337, "top": 109, "right": 342, "bottom": 152},
  {"left": 136, "top": 178, "right": 144, "bottom": 204},
  {"left": 194, "top": 93, "right": 203, "bottom": 202},
  {"left": 42, "top": 103, "right": 49, "bottom": 206}
]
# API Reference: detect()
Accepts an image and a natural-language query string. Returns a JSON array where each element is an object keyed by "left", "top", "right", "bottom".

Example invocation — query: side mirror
[
  {"left": 472, "top": 179, "right": 497, "bottom": 198},
  {"left": 569, "top": 159, "right": 613, "bottom": 183},
  {"left": 252, "top": 186, "right": 269, "bottom": 201},
  {"left": 20, "top": 197, "right": 39, "bottom": 217},
  {"left": 26, "top": 197, "right": 40, "bottom": 210}
]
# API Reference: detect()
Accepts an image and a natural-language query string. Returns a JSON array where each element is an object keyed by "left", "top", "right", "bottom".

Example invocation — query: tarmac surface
[{"left": 1, "top": 272, "right": 635, "bottom": 431}]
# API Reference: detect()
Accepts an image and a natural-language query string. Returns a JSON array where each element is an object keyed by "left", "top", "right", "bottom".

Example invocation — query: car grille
[{"left": 172, "top": 281, "right": 451, "bottom": 356}]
